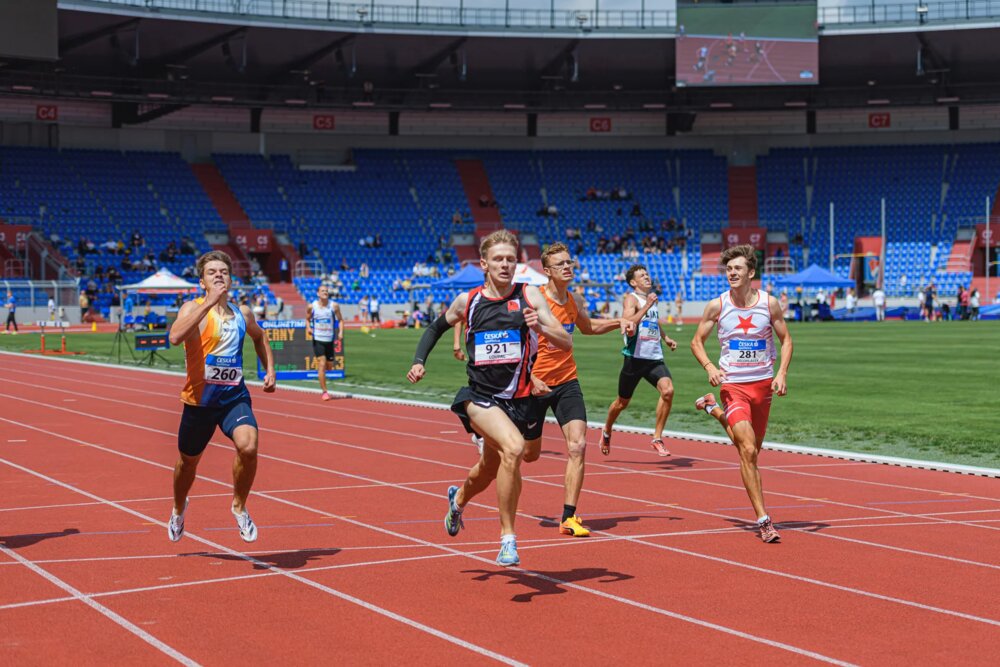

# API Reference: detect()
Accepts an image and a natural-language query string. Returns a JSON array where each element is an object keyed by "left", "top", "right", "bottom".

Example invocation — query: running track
[{"left": 1, "top": 353, "right": 997, "bottom": 665}]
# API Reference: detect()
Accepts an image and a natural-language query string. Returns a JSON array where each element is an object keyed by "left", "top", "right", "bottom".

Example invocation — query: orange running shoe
[
  {"left": 650, "top": 438, "right": 670, "bottom": 457},
  {"left": 559, "top": 515, "right": 591, "bottom": 537},
  {"left": 758, "top": 518, "right": 780, "bottom": 543}
]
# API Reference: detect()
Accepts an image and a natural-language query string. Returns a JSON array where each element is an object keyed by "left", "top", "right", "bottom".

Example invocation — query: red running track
[{"left": 0, "top": 353, "right": 997, "bottom": 665}]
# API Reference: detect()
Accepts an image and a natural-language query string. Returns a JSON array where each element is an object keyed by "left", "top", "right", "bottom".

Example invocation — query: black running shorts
[{"left": 617, "top": 356, "right": 671, "bottom": 400}]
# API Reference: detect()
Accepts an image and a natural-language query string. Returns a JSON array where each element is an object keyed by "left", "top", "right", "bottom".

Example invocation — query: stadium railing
[{"left": 66, "top": 0, "right": 1000, "bottom": 30}]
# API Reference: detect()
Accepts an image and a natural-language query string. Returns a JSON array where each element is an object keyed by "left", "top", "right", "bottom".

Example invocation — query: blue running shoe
[
  {"left": 496, "top": 538, "right": 520, "bottom": 567},
  {"left": 444, "top": 485, "right": 464, "bottom": 537}
]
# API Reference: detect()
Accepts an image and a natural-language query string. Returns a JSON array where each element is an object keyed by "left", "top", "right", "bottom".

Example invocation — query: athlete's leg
[
  {"left": 731, "top": 420, "right": 767, "bottom": 519},
  {"left": 466, "top": 403, "right": 525, "bottom": 537},
  {"left": 172, "top": 452, "right": 201, "bottom": 514},
  {"left": 561, "top": 419, "right": 587, "bottom": 507},
  {"left": 315, "top": 355, "right": 328, "bottom": 394},
  {"left": 455, "top": 439, "right": 501, "bottom": 508},
  {"left": 652, "top": 377, "right": 674, "bottom": 441},
  {"left": 601, "top": 396, "right": 629, "bottom": 454},
  {"left": 230, "top": 425, "right": 258, "bottom": 514}
]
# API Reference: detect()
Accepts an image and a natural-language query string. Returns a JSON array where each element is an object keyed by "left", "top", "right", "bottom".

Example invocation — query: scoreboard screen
[{"left": 257, "top": 319, "right": 345, "bottom": 381}]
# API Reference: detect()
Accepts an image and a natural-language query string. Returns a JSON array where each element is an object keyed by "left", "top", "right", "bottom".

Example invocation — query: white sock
[
  {"left": 757, "top": 514, "right": 770, "bottom": 524},
  {"left": 703, "top": 404, "right": 717, "bottom": 416},
  {"left": 500, "top": 533, "right": 516, "bottom": 544}
]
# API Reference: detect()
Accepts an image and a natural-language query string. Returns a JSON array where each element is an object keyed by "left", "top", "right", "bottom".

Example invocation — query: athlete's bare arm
[
  {"left": 524, "top": 285, "right": 571, "bottom": 351},
  {"left": 691, "top": 298, "right": 725, "bottom": 387},
  {"left": 622, "top": 292, "right": 658, "bottom": 326},
  {"left": 452, "top": 321, "right": 465, "bottom": 361},
  {"left": 334, "top": 303, "right": 344, "bottom": 341},
  {"left": 571, "top": 292, "right": 631, "bottom": 335},
  {"left": 768, "top": 295, "right": 793, "bottom": 396},
  {"left": 241, "top": 304, "right": 276, "bottom": 392},
  {"left": 408, "top": 292, "right": 468, "bottom": 383},
  {"left": 305, "top": 303, "right": 314, "bottom": 337},
  {"left": 169, "top": 284, "right": 226, "bottom": 345}
]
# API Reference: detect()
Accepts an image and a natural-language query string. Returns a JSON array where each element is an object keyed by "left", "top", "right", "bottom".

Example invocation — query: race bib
[
  {"left": 635, "top": 321, "right": 662, "bottom": 360},
  {"left": 313, "top": 317, "right": 334, "bottom": 341},
  {"left": 728, "top": 339, "right": 767, "bottom": 366},
  {"left": 474, "top": 330, "right": 522, "bottom": 365},
  {"left": 205, "top": 354, "right": 243, "bottom": 385}
]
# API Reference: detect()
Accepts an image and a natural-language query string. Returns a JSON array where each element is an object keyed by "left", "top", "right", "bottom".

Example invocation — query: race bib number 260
[
  {"left": 474, "top": 330, "right": 521, "bottom": 365},
  {"left": 205, "top": 354, "right": 243, "bottom": 385}
]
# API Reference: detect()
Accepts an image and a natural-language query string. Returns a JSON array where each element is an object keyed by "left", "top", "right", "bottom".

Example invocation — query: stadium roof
[{"left": 1, "top": 6, "right": 1000, "bottom": 112}]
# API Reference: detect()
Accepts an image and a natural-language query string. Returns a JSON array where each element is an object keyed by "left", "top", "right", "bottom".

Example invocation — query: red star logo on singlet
[{"left": 736, "top": 315, "right": 755, "bottom": 334}]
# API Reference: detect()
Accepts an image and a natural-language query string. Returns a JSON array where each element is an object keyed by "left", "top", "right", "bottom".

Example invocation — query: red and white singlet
[{"left": 716, "top": 289, "right": 775, "bottom": 384}]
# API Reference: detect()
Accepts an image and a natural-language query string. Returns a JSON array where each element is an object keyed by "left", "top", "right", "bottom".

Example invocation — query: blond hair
[
  {"left": 479, "top": 229, "right": 519, "bottom": 258},
  {"left": 541, "top": 242, "right": 570, "bottom": 267},
  {"left": 196, "top": 250, "right": 234, "bottom": 279},
  {"left": 720, "top": 244, "right": 757, "bottom": 274}
]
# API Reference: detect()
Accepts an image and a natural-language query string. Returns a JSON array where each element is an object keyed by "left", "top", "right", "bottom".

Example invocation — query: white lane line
[
  {"left": 0, "top": 542, "right": 200, "bottom": 666},
  {"left": 3, "top": 410, "right": 999, "bottom": 637},
  {"left": 0, "top": 428, "right": 857, "bottom": 665},
  {"left": 4, "top": 387, "right": 999, "bottom": 573},
  {"left": 5, "top": 350, "right": 998, "bottom": 479},
  {"left": 0, "top": 455, "right": 526, "bottom": 667}
]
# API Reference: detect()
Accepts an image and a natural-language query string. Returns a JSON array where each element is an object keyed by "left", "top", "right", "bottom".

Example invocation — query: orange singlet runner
[{"left": 532, "top": 285, "right": 579, "bottom": 386}]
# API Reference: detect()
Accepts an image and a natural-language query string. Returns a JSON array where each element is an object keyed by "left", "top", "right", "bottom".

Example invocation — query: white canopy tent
[{"left": 119, "top": 268, "right": 199, "bottom": 294}]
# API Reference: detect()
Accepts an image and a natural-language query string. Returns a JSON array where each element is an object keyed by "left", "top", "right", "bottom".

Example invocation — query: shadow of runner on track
[
  {"left": 604, "top": 456, "right": 702, "bottom": 470},
  {"left": 181, "top": 547, "right": 342, "bottom": 570},
  {"left": 463, "top": 566, "right": 634, "bottom": 603},
  {"left": 0, "top": 528, "right": 80, "bottom": 549},
  {"left": 535, "top": 514, "right": 683, "bottom": 531}
]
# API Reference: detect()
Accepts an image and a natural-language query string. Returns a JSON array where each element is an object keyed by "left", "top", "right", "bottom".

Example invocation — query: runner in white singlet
[
  {"left": 307, "top": 284, "right": 343, "bottom": 401},
  {"left": 691, "top": 244, "right": 793, "bottom": 543}
]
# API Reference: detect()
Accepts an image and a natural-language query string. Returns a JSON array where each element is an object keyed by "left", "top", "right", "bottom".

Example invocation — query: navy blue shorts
[{"left": 177, "top": 398, "right": 257, "bottom": 457}]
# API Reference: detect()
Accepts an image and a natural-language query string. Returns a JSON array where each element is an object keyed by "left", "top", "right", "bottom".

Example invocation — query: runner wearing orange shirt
[{"left": 525, "top": 243, "right": 631, "bottom": 537}]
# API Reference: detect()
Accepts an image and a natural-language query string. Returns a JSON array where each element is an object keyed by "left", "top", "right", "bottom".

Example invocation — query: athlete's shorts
[
  {"left": 533, "top": 379, "right": 587, "bottom": 432},
  {"left": 617, "top": 356, "right": 672, "bottom": 400},
  {"left": 451, "top": 386, "right": 543, "bottom": 441},
  {"left": 177, "top": 398, "right": 257, "bottom": 457},
  {"left": 312, "top": 339, "right": 336, "bottom": 360},
  {"left": 720, "top": 378, "right": 773, "bottom": 440}
]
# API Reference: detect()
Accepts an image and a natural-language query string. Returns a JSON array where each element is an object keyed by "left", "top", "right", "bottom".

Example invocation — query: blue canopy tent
[
  {"left": 774, "top": 264, "right": 854, "bottom": 289},
  {"left": 432, "top": 264, "right": 485, "bottom": 289},
  {"left": 774, "top": 264, "right": 853, "bottom": 321}
]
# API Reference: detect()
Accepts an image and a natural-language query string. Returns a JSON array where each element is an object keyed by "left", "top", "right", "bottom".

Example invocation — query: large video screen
[{"left": 676, "top": 1, "right": 818, "bottom": 87}]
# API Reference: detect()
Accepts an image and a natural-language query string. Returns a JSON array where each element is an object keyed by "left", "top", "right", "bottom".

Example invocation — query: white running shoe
[
  {"left": 471, "top": 433, "right": 484, "bottom": 455},
  {"left": 233, "top": 509, "right": 258, "bottom": 542},
  {"left": 168, "top": 499, "right": 188, "bottom": 542}
]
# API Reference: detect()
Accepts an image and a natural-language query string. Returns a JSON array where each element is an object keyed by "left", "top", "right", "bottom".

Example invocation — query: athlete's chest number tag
[
  {"left": 314, "top": 316, "right": 334, "bottom": 338},
  {"left": 474, "top": 330, "right": 522, "bottom": 365},
  {"left": 729, "top": 339, "right": 767, "bottom": 366},
  {"left": 205, "top": 354, "right": 243, "bottom": 385}
]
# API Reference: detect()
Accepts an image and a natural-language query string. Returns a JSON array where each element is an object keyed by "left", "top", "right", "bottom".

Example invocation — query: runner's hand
[
  {"left": 772, "top": 372, "right": 787, "bottom": 396},
  {"left": 407, "top": 363, "right": 426, "bottom": 384},
  {"left": 663, "top": 337, "right": 678, "bottom": 352},
  {"left": 452, "top": 347, "right": 466, "bottom": 361},
  {"left": 530, "top": 375, "right": 551, "bottom": 396},
  {"left": 262, "top": 371, "right": 276, "bottom": 393},
  {"left": 620, "top": 319, "right": 635, "bottom": 336},
  {"left": 706, "top": 363, "right": 726, "bottom": 387},
  {"left": 646, "top": 293, "right": 659, "bottom": 307},
  {"left": 204, "top": 282, "right": 228, "bottom": 306},
  {"left": 523, "top": 306, "right": 540, "bottom": 331}
]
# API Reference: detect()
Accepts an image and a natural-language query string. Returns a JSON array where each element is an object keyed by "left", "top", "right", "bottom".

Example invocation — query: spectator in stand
[
  {"left": 340, "top": 258, "right": 351, "bottom": 271},
  {"left": 359, "top": 262, "right": 370, "bottom": 279},
  {"left": 372, "top": 234, "right": 383, "bottom": 248},
  {"left": 181, "top": 236, "right": 197, "bottom": 255},
  {"left": 131, "top": 231, "right": 144, "bottom": 249},
  {"left": 452, "top": 210, "right": 463, "bottom": 225}
]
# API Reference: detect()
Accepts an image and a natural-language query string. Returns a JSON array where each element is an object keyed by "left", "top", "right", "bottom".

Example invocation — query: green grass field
[{"left": 2, "top": 321, "right": 997, "bottom": 468}]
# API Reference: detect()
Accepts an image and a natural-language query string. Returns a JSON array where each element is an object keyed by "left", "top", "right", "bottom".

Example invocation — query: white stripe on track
[
  {"left": 0, "top": 422, "right": 857, "bottom": 665},
  {"left": 0, "top": 542, "right": 201, "bottom": 666},
  {"left": 0, "top": 455, "right": 526, "bottom": 667}
]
